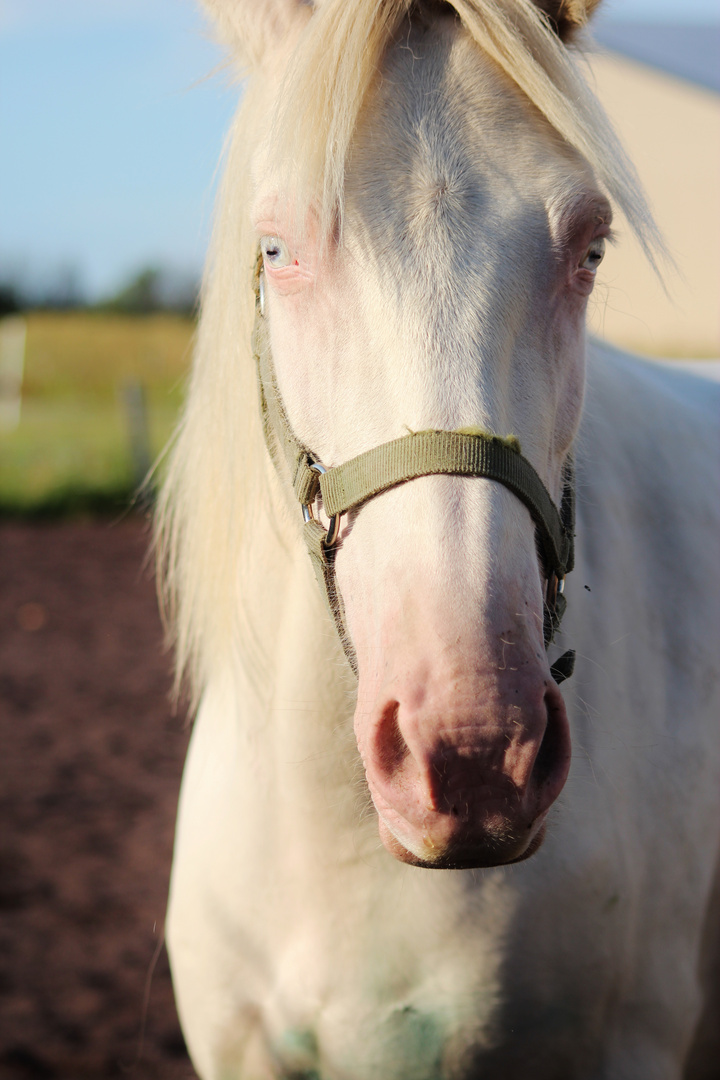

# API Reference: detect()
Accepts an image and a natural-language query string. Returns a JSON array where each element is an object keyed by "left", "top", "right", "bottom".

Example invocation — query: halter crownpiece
[{"left": 251, "top": 253, "right": 576, "bottom": 684}]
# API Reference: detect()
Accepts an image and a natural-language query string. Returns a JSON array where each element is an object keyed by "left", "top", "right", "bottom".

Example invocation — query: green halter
[{"left": 251, "top": 257, "right": 576, "bottom": 684}]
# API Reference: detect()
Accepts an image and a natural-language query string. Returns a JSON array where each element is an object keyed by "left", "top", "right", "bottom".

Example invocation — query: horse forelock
[{"left": 265, "top": 0, "right": 661, "bottom": 261}]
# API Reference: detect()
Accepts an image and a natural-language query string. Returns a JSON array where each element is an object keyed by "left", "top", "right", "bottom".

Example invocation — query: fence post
[
  {"left": 120, "top": 379, "right": 152, "bottom": 494},
  {"left": 0, "top": 316, "right": 27, "bottom": 430}
]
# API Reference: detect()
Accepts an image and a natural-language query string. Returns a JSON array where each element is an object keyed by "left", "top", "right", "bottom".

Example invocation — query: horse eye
[
  {"left": 260, "top": 235, "right": 291, "bottom": 269},
  {"left": 581, "top": 238, "right": 605, "bottom": 272}
]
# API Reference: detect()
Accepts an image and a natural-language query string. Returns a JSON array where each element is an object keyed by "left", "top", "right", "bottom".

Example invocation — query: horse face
[{"left": 253, "top": 17, "right": 610, "bottom": 867}]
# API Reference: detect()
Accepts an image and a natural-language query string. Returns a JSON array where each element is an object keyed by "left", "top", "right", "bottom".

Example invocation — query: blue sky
[
  {"left": 598, "top": 0, "right": 719, "bottom": 18},
  {"left": 0, "top": 0, "right": 717, "bottom": 299}
]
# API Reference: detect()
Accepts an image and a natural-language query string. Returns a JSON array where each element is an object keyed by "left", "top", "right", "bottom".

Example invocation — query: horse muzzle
[{"left": 355, "top": 660, "right": 571, "bottom": 869}]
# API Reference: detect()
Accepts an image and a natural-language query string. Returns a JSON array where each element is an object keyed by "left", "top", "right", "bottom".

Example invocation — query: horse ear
[
  {"left": 533, "top": 0, "right": 603, "bottom": 41},
  {"left": 200, "top": 0, "right": 312, "bottom": 67}
]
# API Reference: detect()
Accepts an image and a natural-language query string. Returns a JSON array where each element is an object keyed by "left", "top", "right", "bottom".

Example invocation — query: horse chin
[{"left": 376, "top": 815, "right": 548, "bottom": 870}]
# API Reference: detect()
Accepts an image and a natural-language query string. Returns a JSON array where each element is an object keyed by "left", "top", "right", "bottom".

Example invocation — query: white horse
[{"left": 157, "top": 1, "right": 720, "bottom": 1076}]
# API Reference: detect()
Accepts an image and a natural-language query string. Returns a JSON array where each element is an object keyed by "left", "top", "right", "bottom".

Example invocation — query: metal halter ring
[
  {"left": 546, "top": 572, "right": 565, "bottom": 610},
  {"left": 301, "top": 462, "right": 341, "bottom": 548},
  {"left": 258, "top": 270, "right": 266, "bottom": 316}
]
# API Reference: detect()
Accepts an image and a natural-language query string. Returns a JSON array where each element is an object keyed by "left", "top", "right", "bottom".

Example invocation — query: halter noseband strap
[{"left": 251, "top": 258, "right": 576, "bottom": 684}]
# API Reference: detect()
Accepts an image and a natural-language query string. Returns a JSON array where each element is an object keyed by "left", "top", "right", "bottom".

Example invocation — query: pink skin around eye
[
  {"left": 551, "top": 192, "right": 613, "bottom": 299},
  {"left": 572, "top": 224, "right": 611, "bottom": 297},
  {"left": 256, "top": 221, "right": 316, "bottom": 296}
]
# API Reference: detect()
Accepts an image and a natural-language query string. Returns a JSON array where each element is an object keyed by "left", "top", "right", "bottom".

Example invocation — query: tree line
[{"left": 0, "top": 266, "right": 199, "bottom": 319}]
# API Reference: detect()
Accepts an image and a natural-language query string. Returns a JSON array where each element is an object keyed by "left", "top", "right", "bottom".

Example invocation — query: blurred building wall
[{"left": 586, "top": 52, "right": 720, "bottom": 358}]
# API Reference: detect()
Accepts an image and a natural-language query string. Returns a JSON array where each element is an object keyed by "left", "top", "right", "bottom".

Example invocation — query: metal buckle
[
  {"left": 301, "top": 462, "right": 340, "bottom": 547},
  {"left": 258, "top": 270, "right": 265, "bottom": 317},
  {"left": 546, "top": 572, "right": 564, "bottom": 610}
]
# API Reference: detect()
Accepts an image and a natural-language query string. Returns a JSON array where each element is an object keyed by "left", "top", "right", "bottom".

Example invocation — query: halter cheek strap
[{"left": 251, "top": 259, "right": 576, "bottom": 684}]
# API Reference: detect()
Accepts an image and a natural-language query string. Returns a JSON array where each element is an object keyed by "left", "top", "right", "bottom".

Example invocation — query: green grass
[{"left": 0, "top": 312, "right": 193, "bottom": 516}]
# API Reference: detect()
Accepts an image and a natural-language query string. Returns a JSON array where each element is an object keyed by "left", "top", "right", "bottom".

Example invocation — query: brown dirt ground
[{"left": 0, "top": 518, "right": 196, "bottom": 1079}]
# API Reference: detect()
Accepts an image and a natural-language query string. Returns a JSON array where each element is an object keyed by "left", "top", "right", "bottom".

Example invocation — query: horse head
[{"left": 182, "top": 0, "right": 647, "bottom": 869}]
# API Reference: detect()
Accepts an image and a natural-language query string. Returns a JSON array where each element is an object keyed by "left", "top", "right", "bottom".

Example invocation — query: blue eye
[
  {"left": 260, "top": 235, "right": 292, "bottom": 269},
  {"left": 581, "top": 238, "right": 605, "bottom": 272}
]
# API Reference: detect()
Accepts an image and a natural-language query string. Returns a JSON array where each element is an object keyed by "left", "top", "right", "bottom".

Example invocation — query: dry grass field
[
  {"left": 0, "top": 312, "right": 195, "bottom": 513},
  {"left": 20, "top": 312, "right": 194, "bottom": 401}
]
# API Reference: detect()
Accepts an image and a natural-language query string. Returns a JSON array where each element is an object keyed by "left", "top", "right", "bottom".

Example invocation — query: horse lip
[{"left": 374, "top": 800, "right": 549, "bottom": 870}]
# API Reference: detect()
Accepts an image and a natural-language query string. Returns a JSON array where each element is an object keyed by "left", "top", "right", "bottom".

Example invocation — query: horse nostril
[
  {"left": 374, "top": 700, "right": 409, "bottom": 779},
  {"left": 532, "top": 692, "right": 569, "bottom": 790}
]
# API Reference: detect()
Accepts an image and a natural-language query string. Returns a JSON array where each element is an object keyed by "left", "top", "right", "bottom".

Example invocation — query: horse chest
[{"left": 170, "top": 701, "right": 646, "bottom": 1079}]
